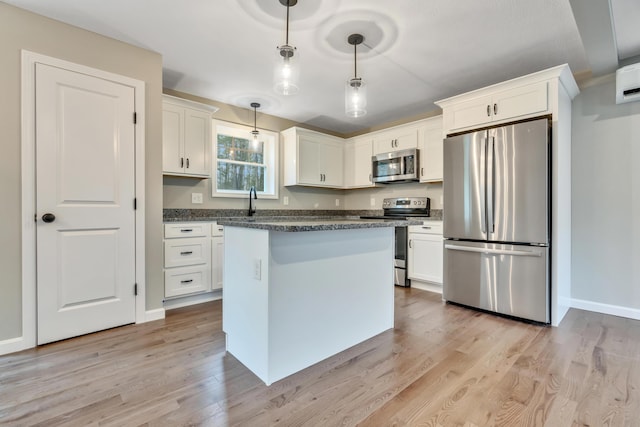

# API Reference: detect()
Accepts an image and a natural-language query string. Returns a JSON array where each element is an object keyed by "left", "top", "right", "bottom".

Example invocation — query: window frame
[{"left": 211, "top": 119, "right": 279, "bottom": 199}]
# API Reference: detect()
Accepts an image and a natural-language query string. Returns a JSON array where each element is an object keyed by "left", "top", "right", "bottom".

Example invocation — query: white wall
[{"left": 571, "top": 75, "right": 640, "bottom": 314}]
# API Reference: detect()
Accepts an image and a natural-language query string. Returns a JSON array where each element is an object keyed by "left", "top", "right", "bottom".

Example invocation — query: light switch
[
  {"left": 191, "top": 193, "right": 203, "bottom": 204},
  {"left": 283, "top": 196, "right": 289, "bottom": 205}
]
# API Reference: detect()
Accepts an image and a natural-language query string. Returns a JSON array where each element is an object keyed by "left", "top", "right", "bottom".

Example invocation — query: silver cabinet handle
[
  {"left": 180, "top": 279, "right": 193, "bottom": 284},
  {"left": 180, "top": 157, "right": 184, "bottom": 168},
  {"left": 421, "top": 167, "right": 424, "bottom": 176},
  {"left": 409, "top": 240, "right": 412, "bottom": 248},
  {"left": 186, "top": 158, "right": 190, "bottom": 168},
  {"left": 486, "top": 105, "right": 491, "bottom": 116},
  {"left": 369, "top": 173, "right": 372, "bottom": 182},
  {"left": 180, "top": 251, "right": 193, "bottom": 255},
  {"left": 422, "top": 226, "right": 432, "bottom": 230},
  {"left": 180, "top": 229, "right": 193, "bottom": 232},
  {"left": 493, "top": 103, "right": 498, "bottom": 115}
]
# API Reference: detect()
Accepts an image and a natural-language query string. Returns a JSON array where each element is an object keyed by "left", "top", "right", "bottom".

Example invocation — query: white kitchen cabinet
[
  {"left": 443, "top": 81, "right": 548, "bottom": 132},
  {"left": 344, "top": 137, "right": 374, "bottom": 188},
  {"left": 162, "top": 95, "right": 217, "bottom": 177},
  {"left": 372, "top": 126, "right": 418, "bottom": 155},
  {"left": 283, "top": 127, "right": 344, "bottom": 188},
  {"left": 419, "top": 116, "right": 443, "bottom": 182},
  {"left": 408, "top": 221, "right": 443, "bottom": 286},
  {"left": 211, "top": 223, "right": 224, "bottom": 291},
  {"left": 164, "top": 222, "right": 211, "bottom": 298}
]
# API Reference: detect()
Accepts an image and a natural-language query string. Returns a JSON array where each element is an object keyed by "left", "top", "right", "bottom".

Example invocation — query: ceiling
[{"left": 5, "top": 0, "right": 640, "bottom": 135}]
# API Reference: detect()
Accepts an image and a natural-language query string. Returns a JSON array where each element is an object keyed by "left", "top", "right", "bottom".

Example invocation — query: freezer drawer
[{"left": 443, "top": 241, "right": 549, "bottom": 323}]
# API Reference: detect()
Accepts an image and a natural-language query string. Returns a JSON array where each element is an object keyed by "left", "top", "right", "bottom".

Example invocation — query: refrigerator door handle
[
  {"left": 444, "top": 244, "right": 543, "bottom": 257},
  {"left": 480, "top": 137, "right": 487, "bottom": 234},
  {"left": 486, "top": 136, "right": 495, "bottom": 234}
]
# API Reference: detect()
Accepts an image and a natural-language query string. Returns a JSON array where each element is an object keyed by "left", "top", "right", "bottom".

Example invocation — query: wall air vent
[{"left": 616, "top": 63, "right": 640, "bottom": 104}]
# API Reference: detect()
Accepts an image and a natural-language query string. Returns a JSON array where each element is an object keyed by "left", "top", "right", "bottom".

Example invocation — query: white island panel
[{"left": 223, "top": 225, "right": 394, "bottom": 385}]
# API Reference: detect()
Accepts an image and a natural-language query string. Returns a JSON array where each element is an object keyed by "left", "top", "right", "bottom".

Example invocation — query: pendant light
[
  {"left": 345, "top": 33, "right": 367, "bottom": 118},
  {"left": 250, "top": 102, "right": 261, "bottom": 151},
  {"left": 274, "top": 0, "right": 300, "bottom": 95}
]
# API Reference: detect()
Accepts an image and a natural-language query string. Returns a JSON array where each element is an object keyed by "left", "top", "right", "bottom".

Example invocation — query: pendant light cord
[
  {"left": 285, "top": 0, "right": 290, "bottom": 45},
  {"left": 354, "top": 42, "right": 358, "bottom": 78},
  {"left": 254, "top": 105, "right": 257, "bottom": 132}
]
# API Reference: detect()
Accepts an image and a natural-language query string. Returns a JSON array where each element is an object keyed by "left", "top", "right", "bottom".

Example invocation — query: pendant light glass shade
[
  {"left": 273, "top": 45, "right": 300, "bottom": 95},
  {"left": 345, "top": 33, "right": 366, "bottom": 117},
  {"left": 345, "top": 78, "right": 367, "bottom": 118},
  {"left": 274, "top": 0, "right": 299, "bottom": 95}
]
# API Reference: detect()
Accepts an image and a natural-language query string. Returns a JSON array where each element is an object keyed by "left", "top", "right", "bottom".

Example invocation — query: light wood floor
[{"left": 2, "top": 288, "right": 640, "bottom": 426}]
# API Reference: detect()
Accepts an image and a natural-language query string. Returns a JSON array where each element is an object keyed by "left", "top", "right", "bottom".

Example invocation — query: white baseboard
[
  {"left": 164, "top": 290, "right": 222, "bottom": 311},
  {"left": 0, "top": 336, "right": 30, "bottom": 356},
  {"left": 570, "top": 298, "right": 640, "bottom": 321},
  {"left": 144, "top": 308, "right": 166, "bottom": 322},
  {"left": 410, "top": 280, "right": 443, "bottom": 294}
]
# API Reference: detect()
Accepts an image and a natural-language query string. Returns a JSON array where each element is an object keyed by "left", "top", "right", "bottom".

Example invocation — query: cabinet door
[
  {"left": 183, "top": 108, "right": 210, "bottom": 176},
  {"left": 297, "top": 135, "right": 322, "bottom": 185},
  {"left": 448, "top": 95, "right": 494, "bottom": 131},
  {"left": 162, "top": 104, "right": 184, "bottom": 174},
  {"left": 344, "top": 138, "right": 373, "bottom": 188},
  {"left": 420, "top": 122, "right": 443, "bottom": 182},
  {"left": 211, "top": 236, "right": 224, "bottom": 291},
  {"left": 373, "top": 128, "right": 418, "bottom": 154},
  {"left": 492, "top": 81, "right": 548, "bottom": 123},
  {"left": 408, "top": 233, "right": 443, "bottom": 284},
  {"left": 320, "top": 139, "right": 344, "bottom": 187}
]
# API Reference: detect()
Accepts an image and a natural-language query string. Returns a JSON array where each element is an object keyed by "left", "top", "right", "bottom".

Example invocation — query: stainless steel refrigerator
[{"left": 442, "top": 117, "right": 551, "bottom": 323}]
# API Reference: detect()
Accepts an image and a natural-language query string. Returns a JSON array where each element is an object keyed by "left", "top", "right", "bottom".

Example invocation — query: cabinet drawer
[
  {"left": 211, "top": 223, "right": 224, "bottom": 237},
  {"left": 164, "top": 223, "right": 209, "bottom": 238},
  {"left": 409, "top": 221, "right": 443, "bottom": 235},
  {"left": 165, "top": 266, "right": 209, "bottom": 298},
  {"left": 164, "top": 237, "right": 210, "bottom": 268}
]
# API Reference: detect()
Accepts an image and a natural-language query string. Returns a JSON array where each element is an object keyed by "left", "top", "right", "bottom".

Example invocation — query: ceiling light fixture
[
  {"left": 274, "top": 0, "right": 300, "bottom": 96},
  {"left": 345, "top": 33, "right": 367, "bottom": 118},
  {"left": 250, "top": 102, "right": 261, "bottom": 150}
]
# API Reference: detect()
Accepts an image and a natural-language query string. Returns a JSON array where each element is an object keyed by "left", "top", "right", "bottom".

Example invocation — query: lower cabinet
[
  {"left": 164, "top": 222, "right": 224, "bottom": 299},
  {"left": 408, "top": 221, "right": 443, "bottom": 286}
]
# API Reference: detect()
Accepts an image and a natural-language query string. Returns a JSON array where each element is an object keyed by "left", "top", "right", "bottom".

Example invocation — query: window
[{"left": 212, "top": 120, "right": 278, "bottom": 198}]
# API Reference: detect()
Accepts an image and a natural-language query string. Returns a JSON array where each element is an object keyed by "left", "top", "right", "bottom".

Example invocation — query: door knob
[{"left": 42, "top": 213, "right": 56, "bottom": 223}]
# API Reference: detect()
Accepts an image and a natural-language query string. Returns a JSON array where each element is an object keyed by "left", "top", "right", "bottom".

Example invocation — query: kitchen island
[{"left": 217, "top": 217, "right": 421, "bottom": 385}]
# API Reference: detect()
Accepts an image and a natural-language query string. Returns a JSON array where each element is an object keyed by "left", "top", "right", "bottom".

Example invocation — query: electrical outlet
[
  {"left": 283, "top": 196, "right": 289, "bottom": 205},
  {"left": 335, "top": 198, "right": 340, "bottom": 207},
  {"left": 191, "top": 193, "right": 203, "bottom": 204},
  {"left": 253, "top": 259, "right": 261, "bottom": 280},
  {"left": 440, "top": 195, "right": 444, "bottom": 206},
  {"left": 370, "top": 197, "right": 376, "bottom": 207}
]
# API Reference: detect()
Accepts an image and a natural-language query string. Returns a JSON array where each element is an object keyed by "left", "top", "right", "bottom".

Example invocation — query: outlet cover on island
[{"left": 191, "top": 193, "right": 203, "bottom": 204}]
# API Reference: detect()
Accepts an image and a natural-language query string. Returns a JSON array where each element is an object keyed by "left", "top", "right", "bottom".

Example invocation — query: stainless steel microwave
[{"left": 372, "top": 148, "right": 419, "bottom": 183}]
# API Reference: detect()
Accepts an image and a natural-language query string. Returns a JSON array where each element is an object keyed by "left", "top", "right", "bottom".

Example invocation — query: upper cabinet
[
  {"left": 373, "top": 127, "right": 418, "bottom": 155},
  {"left": 283, "top": 127, "right": 344, "bottom": 188},
  {"left": 419, "top": 116, "right": 443, "bottom": 183},
  {"left": 444, "top": 81, "right": 548, "bottom": 132},
  {"left": 162, "top": 95, "right": 218, "bottom": 178},
  {"left": 344, "top": 137, "right": 374, "bottom": 189}
]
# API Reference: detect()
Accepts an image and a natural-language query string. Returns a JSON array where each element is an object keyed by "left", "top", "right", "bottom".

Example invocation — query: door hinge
[
  {"left": 134, "top": 283, "right": 138, "bottom": 296},
  {"left": 133, "top": 112, "right": 137, "bottom": 124},
  {"left": 134, "top": 198, "right": 137, "bottom": 210}
]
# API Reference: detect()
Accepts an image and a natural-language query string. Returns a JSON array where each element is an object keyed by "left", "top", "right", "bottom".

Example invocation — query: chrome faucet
[{"left": 248, "top": 186, "right": 258, "bottom": 216}]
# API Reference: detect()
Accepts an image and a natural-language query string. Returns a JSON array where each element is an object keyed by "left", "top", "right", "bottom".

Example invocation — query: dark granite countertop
[{"left": 216, "top": 216, "right": 425, "bottom": 232}]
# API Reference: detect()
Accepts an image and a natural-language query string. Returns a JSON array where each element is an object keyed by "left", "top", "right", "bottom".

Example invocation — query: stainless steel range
[{"left": 362, "top": 197, "right": 430, "bottom": 287}]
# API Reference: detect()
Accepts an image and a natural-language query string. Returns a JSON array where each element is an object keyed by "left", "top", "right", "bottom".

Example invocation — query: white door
[{"left": 35, "top": 63, "right": 137, "bottom": 345}]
